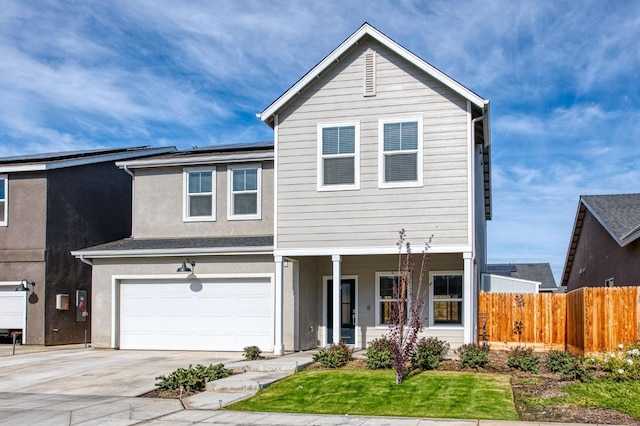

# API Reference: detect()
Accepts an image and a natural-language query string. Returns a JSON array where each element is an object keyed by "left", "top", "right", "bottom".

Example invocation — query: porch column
[
  {"left": 332, "top": 254, "right": 341, "bottom": 345},
  {"left": 274, "top": 256, "right": 284, "bottom": 355},
  {"left": 463, "top": 252, "right": 474, "bottom": 343}
]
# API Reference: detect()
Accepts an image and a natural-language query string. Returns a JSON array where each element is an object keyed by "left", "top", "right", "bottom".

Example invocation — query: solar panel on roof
[{"left": 486, "top": 265, "right": 517, "bottom": 275}]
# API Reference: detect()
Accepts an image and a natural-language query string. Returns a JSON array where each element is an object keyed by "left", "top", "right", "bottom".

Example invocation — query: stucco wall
[
  {"left": 0, "top": 173, "right": 47, "bottom": 343},
  {"left": 44, "top": 162, "right": 133, "bottom": 345},
  {"left": 133, "top": 162, "right": 274, "bottom": 238}
]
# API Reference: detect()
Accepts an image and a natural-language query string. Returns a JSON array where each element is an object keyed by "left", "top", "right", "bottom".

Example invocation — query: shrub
[
  {"left": 600, "top": 342, "right": 640, "bottom": 381},
  {"left": 506, "top": 346, "right": 540, "bottom": 374},
  {"left": 313, "top": 341, "right": 353, "bottom": 368},
  {"left": 545, "top": 350, "right": 592, "bottom": 382},
  {"left": 243, "top": 345, "right": 263, "bottom": 360},
  {"left": 155, "top": 363, "right": 233, "bottom": 393},
  {"left": 364, "top": 336, "right": 394, "bottom": 369},
  {"left": 547, "top": 350, "right": 577, "bottom": 373},
  {"left": 410, "top": 337, "right": 450, "bottom": 370},
  {"left": 456, "top": 343, "right": 489, "bottom": 369}
]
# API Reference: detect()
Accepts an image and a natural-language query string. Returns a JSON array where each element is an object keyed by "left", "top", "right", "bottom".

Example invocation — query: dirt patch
[
  {"left": 484, "top": 350, "right": 640, "bottom": 425},
  {"left": 139, "top": 388, "right": 199, "bottom": 399}
]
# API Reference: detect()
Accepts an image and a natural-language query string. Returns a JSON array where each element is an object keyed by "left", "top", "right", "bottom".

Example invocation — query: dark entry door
[{"left": 327, "top": 279, "right": 356, "bottom": 344}]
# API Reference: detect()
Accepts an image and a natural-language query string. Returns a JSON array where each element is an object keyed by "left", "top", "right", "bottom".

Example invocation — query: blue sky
[{"left": 2, "top": 1, "right": 639, "bottom": 283}]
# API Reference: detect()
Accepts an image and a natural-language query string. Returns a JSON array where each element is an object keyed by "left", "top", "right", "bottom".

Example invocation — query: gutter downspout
[
  {"left": 122, "top": 165, "right": 135, "bottom": 237},
  {"left": 78, "top": 254, "right": 93, "bottom": 266},
  {"left": 471, "top": 113, "right": 487, "bottom": 252},
  {"left": 470, "top": 113, "right": 486, "bottom": 343}
]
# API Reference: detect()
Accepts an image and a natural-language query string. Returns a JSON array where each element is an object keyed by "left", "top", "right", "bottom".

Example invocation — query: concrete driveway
[{"left": 0, "top": 345, "right": 243, "bottom": 396}]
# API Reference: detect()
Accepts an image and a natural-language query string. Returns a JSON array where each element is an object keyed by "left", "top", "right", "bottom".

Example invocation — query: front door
[{"left": 327, "top": 279, "right": 356, "bottom": 345}]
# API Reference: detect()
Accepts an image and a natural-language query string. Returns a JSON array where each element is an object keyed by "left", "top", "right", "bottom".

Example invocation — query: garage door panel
[
  {"left": 120, "top": 278, "right": 273, "bottom": 351},
  {"left": 0, "top": 291, "right": 26, "bottom": 330}
]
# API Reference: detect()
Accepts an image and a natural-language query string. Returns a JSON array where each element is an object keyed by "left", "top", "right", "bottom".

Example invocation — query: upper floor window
[
  {"left": 183, "top": 167, "right": 215, "bottom": 221},
  {"left": 317, "top": 122, "right": 360, "bottom": 191},
  {"left": 378, "top": 118, "right": 423, "bottom": 188},
  {"left": 0, "top": 175, "right": 6, "bottom": 226},
  {"left": 228, "top": 164, "right": 261, "bottom": 220},
  {"left": 430, "top": 272, "right": 463, "bottom": 326}
]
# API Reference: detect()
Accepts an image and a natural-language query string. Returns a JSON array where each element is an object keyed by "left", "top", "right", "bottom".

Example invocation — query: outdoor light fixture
[
  {"left": 15, "top": 279, "right": 35, "bottom": 292},
  {"left": 177, "top": 258, "right": 196, "bottom": 273}
]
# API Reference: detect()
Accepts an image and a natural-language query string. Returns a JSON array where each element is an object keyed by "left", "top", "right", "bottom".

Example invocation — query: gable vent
[{"left": 363, "top": 51, "right": 376, "bottom": 97}]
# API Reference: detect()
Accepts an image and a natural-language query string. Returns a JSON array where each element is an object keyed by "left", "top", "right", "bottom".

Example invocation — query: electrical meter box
[{"left": 56, "top": 294, "right": 70, "bottom": 310}]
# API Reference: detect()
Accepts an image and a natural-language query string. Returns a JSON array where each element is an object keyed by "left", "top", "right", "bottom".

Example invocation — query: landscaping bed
[
  {"left": 141, "top": 344, "right": 640, "bottom": 424},
  {"left": 484, "top": 350, "right": 640, "bottom": 425}
]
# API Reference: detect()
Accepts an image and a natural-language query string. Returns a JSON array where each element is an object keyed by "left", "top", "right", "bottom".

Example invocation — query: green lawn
[
  {"left": 540, "top": 379, "right": 640, "bottom": 418},
  {"left": 227, "top": 370, "right": 519, "bottom": 420}
]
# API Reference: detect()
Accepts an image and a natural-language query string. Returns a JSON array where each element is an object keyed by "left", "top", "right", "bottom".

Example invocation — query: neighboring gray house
[
  {"left": 0, "top": 146, "right": 174, "bottom": 345},
  {"left": 562, "top": 194, "right": 640, "bottom": 291},
  {"left": 482, "top": 263, "right": 558, "bottom": 293},
  {"left": 73, "top": 23, "right": 491, "bottom": 353}
]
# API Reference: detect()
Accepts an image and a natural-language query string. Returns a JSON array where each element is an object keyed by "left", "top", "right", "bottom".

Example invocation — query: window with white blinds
[
  {"left": 228, "top": 164, "right": 261, "bottom": 220},
  {"left": 183, "top": 167, "right": 216, "bottom": 221},
  {"left": 379, "top": 118, "right": 423, "bottom": 188},
  {"left": 318, "top": 123, "right": 360, "bottom": 191}
]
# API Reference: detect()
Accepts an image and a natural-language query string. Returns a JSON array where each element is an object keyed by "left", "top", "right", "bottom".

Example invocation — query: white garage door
[
  {"left": 119, "top": 278, "right": 273, "bottom": 351},
  {"left": 0, "top": 288, "right": 26, "bottom": 333}
]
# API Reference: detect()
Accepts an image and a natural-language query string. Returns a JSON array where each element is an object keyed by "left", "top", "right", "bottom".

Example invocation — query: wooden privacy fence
[{"left": 478, "top": 287, "right": 640, "bottom": 355}]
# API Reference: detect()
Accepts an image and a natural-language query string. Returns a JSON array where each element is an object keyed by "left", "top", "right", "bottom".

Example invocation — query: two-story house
[
  {"left": 73, "top": 23, "right": 491, "bottom": 354},
  {"left": 73, "top": 142, "right": 277, "bottom": 351},
  {"left": 0, "top": 146, "right": 174, "bottom": 345},
  {"left": 260, "top": 23, "right": 490, "bottom": 354}
]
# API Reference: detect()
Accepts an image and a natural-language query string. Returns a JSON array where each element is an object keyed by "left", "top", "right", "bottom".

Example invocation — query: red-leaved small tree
[{"left": 389, "top": 229, "right": 431, "bottom": 384}]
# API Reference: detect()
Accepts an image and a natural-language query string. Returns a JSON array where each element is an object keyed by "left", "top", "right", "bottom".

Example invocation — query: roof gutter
[
  {"left": 117, "top": 151, "right": 274, "bottom": 169},
  {"left": 71, "top": 246, "right": 274, "bottom": 259}
]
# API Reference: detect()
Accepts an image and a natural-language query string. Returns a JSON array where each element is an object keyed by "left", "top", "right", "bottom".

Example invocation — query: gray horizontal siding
[{"left": 276, "top": 38, "right": 470, "bottom": 250}]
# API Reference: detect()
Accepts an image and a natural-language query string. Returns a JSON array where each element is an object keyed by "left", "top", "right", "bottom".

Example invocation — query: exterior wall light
[
  {"left": 177, "top": 259, "right": 196, "bottom": 273},
  {"left": 15, "top": 279, "right": 35, "bottom": 292}
]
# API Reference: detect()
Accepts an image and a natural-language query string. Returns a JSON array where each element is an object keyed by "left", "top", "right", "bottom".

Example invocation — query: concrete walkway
[{"left": 0, "top": 346, "right": 629, "bottom": 425}]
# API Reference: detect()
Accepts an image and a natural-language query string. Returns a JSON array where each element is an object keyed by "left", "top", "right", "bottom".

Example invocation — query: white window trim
[
  {"left": 227, "top": 163, "right": 262, "bottom": 221},
  {"left": 317, "top": 122, "right": 360, "bottom": 191},
  {"left": 374, "top": 271, "right": 414, "bottom": 328},
  {"left": 375, "top": 271, "right": 399, "bottom": 327},
  {"left": 0, "top": 175, "right": 6, "bottom": 227},
  {"left": 378, "top": 117, "right": 424, "bottom": 188},
  {"left": 429, "top": 270, "right": 464, "bottom": 328},
  {"left": 183, "top": 167, "right": 216, "bottom": 222}
]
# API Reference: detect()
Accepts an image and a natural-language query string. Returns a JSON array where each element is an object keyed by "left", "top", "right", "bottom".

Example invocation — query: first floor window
[
  {"left": 379, "top": 118, "right": 423, "bottom": 187},
  {"left": 431, "top": 273, "right": 463, "bottom": 325},
  {"left": 375, "top": 272, "right": 407, "bottom": 326},
  {"left": 0, "top": 175, "right": 6, "bottom": 226},
  {"left": 228, "top": 164, "right": 261, "bottom": 220},
  {"left": 184, "top": 168, "right": 215, "bottom": 221},
  {"left": 318, "top": 123, "right": 359, "bottom": 190}
]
